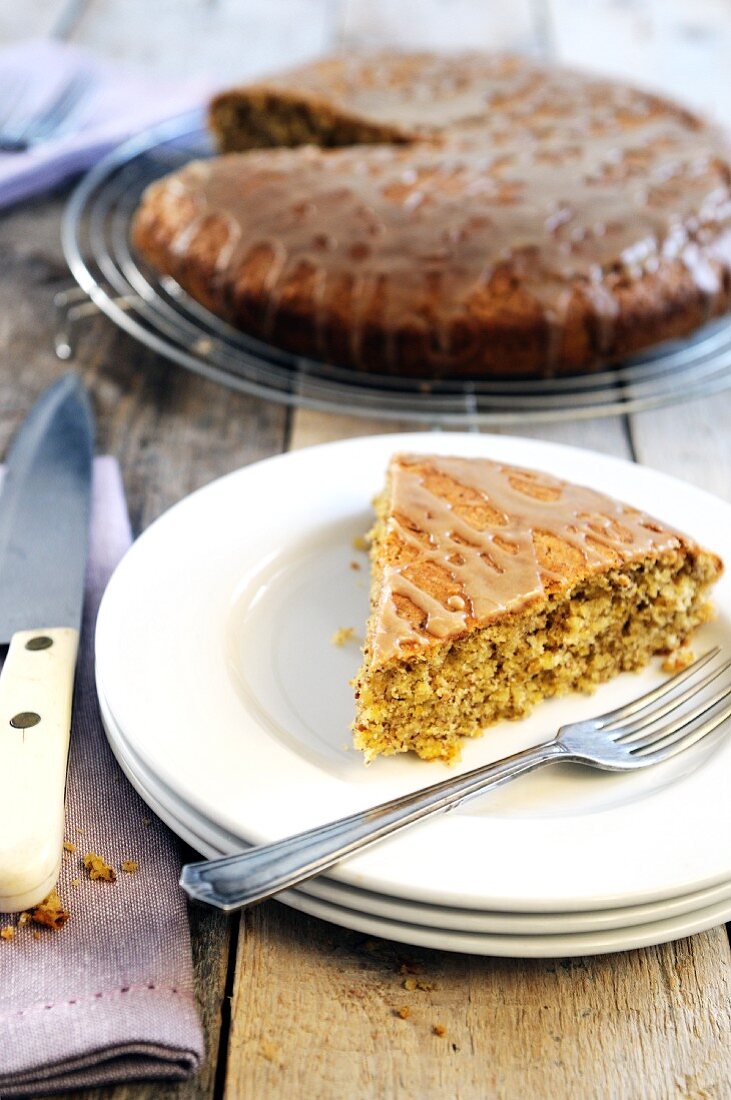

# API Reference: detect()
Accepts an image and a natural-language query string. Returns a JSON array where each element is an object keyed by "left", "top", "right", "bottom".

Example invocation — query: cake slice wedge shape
[{"left": 353, "top": 453, "right": 723, "bottom": 763}]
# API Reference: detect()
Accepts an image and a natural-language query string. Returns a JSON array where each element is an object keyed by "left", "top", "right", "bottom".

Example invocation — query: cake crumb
[
  {"left": 662, "top": 649, "right": 695, "bottom": 673},
  {"left": 395, "top": 1005, "right": 411, "bottom": 1019},
  {"left": 350, "top": 560, "right": 361, "bottom": 571},
  {"left": 433, "top": 1023, "right": 447, "bottom": 1037},
  {"left": 62, "top": 840, "right": 77, "bottom": 853},
  {"left": 18, "top": 912, "right": 31, "bottom": 926},
  {"left": 33, "top": 931, "right": 41, "bottom": 941},
  {"left": 352, "top": 535, "right": 368, "bottom": 552},
  {"left": 142, "top": 817, "right": 152, "bottom": 827},
  {"left": 71, "top": 879, "right": 81, "bottom": 888},
  {"left": 83, "top": 852, "right": 117, "bottom": 882},
  {"left": 121, "top": 859, "right": 139, "bottom": 874},
  {"left": 331, "top": 627, "right": 357, "bottom": 647},
  {"left": 31, "top": 890, "right": 69, "bottom": 930},
  {"left": 1, "top": 926, "right": 14, "bottom": 940},
  {"left": 403, "top": 977, "right": 417, "bottom": 991},
  {"left": 75, "top": 826, "right": 85, "bottom": 835},
  {"left": 416, "top": 979, "right": 436, "bottom": 992}
]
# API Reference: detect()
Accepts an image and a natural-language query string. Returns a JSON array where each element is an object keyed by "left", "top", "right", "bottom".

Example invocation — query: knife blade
[{"left": 0, "top": 374, "right": 94, "bottom": 913}]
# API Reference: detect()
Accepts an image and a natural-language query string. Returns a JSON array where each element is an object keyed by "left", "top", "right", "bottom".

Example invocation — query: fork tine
[
  {"left": 0, "top": 74, "right": 31, "bottom": 132},
  {"left": 596, "top": 647, "right": 721, "bottom": 729},
  {"left": 7, "top": 77, "right": 75, "bottom": 144},
  {"left": 28, "top": 73, "right": 92, "bottom": 142},
  {"left": 627, "top": 677, "right": 731, "bottom": 753},
  {"left": 631, "top": 693, "right": 731, "bottom": 765},
  {"left": 613, "top": 656, "right": 731, "bottom": 742},
  {"left": 11, "top": 73, "right": 87, "bottom": 146}
]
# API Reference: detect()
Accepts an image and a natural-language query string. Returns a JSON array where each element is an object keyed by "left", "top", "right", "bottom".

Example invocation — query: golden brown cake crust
[{"left": 134, "top": 52, "right": 731, "bottom": 379}]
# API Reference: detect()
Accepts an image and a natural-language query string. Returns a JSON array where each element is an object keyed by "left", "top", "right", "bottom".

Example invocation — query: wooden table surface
[{"left": 1, "top": 2, "right": 730, "bottom": 1096}]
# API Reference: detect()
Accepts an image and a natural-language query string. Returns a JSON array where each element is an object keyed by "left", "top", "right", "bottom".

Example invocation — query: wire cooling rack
[{"left": 60, "top": 111, "right": 731, "bottom": 426}]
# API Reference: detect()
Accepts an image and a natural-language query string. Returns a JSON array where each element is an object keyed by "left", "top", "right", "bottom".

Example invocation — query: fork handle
[{"left": 180, "top": 739, "right": 568, "bottom": 911}]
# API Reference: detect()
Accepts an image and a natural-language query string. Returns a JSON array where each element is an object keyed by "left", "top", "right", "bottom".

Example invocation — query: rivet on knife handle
[{"left": 0, "top": 627, "right": 79, "bottom": 912}]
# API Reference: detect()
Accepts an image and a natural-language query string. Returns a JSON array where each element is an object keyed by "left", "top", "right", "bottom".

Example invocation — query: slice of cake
[{"left": 352, "top": 454, "right": 723, "bottom": 762}]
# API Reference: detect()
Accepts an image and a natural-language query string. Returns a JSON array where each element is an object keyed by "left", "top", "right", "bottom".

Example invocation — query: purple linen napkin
[
  {"left": 0, "top": 39, "right": 212, "bottom": 209},
  {"left": 0, "top": 456, "right": 204, "bottom": 1095}
]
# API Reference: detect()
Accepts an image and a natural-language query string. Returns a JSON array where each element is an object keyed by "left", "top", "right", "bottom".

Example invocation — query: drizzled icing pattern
[
  {"left": 372, "top": 454, "right": 686, "bottom": 666},
  {"left": 143, "top": 53, "right": 731, "bottom": 375}
]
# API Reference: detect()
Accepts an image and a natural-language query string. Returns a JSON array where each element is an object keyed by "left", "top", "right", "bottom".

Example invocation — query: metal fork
[
  {"left": 0, "top": 72, "right": 94, "bottom": 152},
  {"left": 180, "top": 648, "right": 731, "bottom": 911}
]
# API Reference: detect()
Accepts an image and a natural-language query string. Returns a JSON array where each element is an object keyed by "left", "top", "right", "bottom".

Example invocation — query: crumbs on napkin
[
  {"left": 432, "top": 1023, "right": 447, "bottom": 1037},
  {"left": 331, "top": 626, "right": 357, "bottom": 647},
  {"left": 82, "top": 852, "right": 117, "bottom": 882},
  {"left": 63, "top": 840, "right": 77, "bottom": 853},
  {"left": 395, "top": 1005, "right": 411, "bottom": 1020},
  {"left": 1, "top": 892, "right": 71, "bottom": 939},
  {"left": 121, "top": 859, "right": 139, "bottom": 874},
  {"left": 31, "top": 890, "right": 70, "bottom": 930}
]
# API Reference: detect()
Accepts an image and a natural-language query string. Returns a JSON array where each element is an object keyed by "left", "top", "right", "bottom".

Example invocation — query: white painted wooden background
[{"left": 9, "top": 0, "right": 730, "bottom": 127}]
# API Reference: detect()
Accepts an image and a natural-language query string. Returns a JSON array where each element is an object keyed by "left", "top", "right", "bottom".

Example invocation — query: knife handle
[{"left": 0, "top": 627, "right": 79, "bottom": 912}]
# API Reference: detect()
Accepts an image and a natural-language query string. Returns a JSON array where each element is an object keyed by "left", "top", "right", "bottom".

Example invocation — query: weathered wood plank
[
  {"left": 226, "top": 901, "right": 731, "bottom": 1100},
  {"left": 289, "top": 409, "right": 632, "bottom": 456},
  {"left": 629, "top": 395, "right": 731, "bottom": 501}
]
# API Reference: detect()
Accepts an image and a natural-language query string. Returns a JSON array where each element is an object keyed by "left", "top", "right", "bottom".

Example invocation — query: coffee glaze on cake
[
  {"left": 210, "top": 52, "right": 600, "bottom": 147},
  {"left": 134, "top": 53, "right": 731, "bottom": 378},
  {"left": 370, "top": 453, "right": 698, "bottom": 666}
]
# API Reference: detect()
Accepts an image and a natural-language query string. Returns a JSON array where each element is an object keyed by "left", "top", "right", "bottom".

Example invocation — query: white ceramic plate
[
  {"left": 99, "top": 680, "right": 731, "bottom": 937},
  {"left": 96, "top": 433, "right": 731, "bottom": 913},
  {"left": 100, "top": 688, "right": 731, "bottom": 958}
]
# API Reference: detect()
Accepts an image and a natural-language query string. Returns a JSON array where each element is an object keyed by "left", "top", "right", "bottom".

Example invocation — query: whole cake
[
  {"left": 133, "top": 52, "right": 731, "bottom": 378},
  {"left": 353, "top": 453, "right": 723, "bottom": 762}
]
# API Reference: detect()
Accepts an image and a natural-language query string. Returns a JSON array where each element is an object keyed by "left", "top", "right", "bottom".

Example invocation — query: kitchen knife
[{"left": 0, "top": 374, "right": 94, "bottom": 912}]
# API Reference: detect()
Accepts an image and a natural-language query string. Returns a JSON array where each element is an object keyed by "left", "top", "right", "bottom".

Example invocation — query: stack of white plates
[{"left": 96, "top": 433, "right": 731, "bottom": 957}]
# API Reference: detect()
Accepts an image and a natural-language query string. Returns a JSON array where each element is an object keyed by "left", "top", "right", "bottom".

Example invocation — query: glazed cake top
[
  {"left": 370, "top": 453, "right": 692, "bottom": 666},
  {"left": 220, "top": 51, "right": 706, "bottom": 139},
  {"left": 148, "top": 53, "right": 731, "bottom": 370}
]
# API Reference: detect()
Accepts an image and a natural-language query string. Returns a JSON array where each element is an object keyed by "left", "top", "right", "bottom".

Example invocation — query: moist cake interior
[{"left": 353, "top": 454, "right": 723, "bottom": 763}]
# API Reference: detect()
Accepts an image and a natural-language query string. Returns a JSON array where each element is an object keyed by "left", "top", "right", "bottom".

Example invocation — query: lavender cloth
[
  {"left": 0, "top": 39, "right": 211, "bottom": 209},
  {"left": 0, "top": 457, "right": 204, "bottom": 1095}
]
